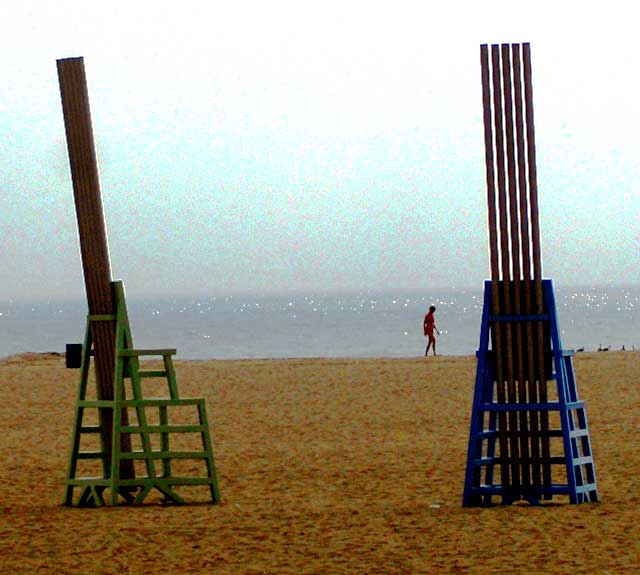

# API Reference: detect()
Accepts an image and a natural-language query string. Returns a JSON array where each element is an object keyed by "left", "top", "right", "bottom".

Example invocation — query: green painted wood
[
  {"left": 130, "top": 365, "right": 158, "bottom": 482},
  {"left": 117, "top": 477, "right": 217, "bottom": 486},
  {"left": 78, "top": 485, "right": 105, "bottom": 507},
  {"left": 119, "top": 451, "right": 210, "bottom": 460},
  {"left": 117, "top": 398, "right": 203, "bottom": 407},
  {"left": 110, "top": 403, "right": 122, "bottom": 505},
  {"left": 79, "top": 426, "right": 102, "bottom": 433},
  {"left": 198, "top": 399, "right": 221, "bottom": 503},
  {"left": 78, "top": 400, "right": 117, "bottom": 408},
  {"left": 87, "top": 314, "right": 117, "bottom": 321},
  {"left": 64, "top": 323, "right": 98, "bottom": 505},
  {"left": 164, "top": 355, "right": 180, "bottom": 399},
  {"left": 67, "top": 478, "right": 112, "bottom": 485},
  {"left": 159, "top": 405, "right": 171, "bottom": 477},
  {"left": 118, "top": 349, "right": 176, "bottom": 357},
  {"left": 154, "top": 482, "right": 185, "bottom": 504},
  {"left": 76, "top": 452, "right": 106, "bottom": 460},
  {"left": 119, "top": 424, "right": 205, "bottom": 433},
  {"left": 137, "top": 370, "right": 168, "bottom": 378},
  {"left": 133, "top": 483, "right": 153, "bottom": 504}
]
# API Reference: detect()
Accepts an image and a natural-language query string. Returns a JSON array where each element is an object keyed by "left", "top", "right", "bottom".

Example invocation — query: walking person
[{"left": 424, "top": 305, "right": 440, "bottom": 356}]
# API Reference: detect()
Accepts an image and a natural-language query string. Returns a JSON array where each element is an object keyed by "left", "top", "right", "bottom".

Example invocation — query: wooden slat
[
  {"left": 523, "top": 43, "right": 543, "bottom": 288},
  {"left": 492, "top": 44, "right": 521, "bottom": 492},
  {"left": 503, "top": 44, "right": 531, "bottom": 489},
  {"left": 480, "top": 45, "right": 500, "bottom": 285},
  {"left": 522, "top": 43, "right": 552, "bottom": 493},
  {"left": 481, "top": 44, "right": 511, "bottom": 494},
  {"left": 511, "top": 43, "right": 542, "bottom": 490},
  {"left": 501, "top": 43, "right": 529, "bottom": 490}
]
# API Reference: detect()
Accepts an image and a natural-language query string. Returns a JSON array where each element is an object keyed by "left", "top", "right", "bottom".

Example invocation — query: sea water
[{"left": 0, "top": 285, "right": 638, "bottom": 359}]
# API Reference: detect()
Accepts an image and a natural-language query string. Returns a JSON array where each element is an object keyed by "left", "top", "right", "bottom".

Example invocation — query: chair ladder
[
  {"left": 462, "top": 280, "right": 599, "bottom": 505},
  {"left": 64, "top": 280, "right": 220, "bottom": 507}
]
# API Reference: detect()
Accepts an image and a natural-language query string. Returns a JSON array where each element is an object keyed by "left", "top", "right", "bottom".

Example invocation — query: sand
[{"left": 0, "top": 351, "right": 639, "bottom": 574}]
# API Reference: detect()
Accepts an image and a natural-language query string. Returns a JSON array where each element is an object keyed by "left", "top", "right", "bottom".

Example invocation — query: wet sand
[{"left": 1, "top": 352, "right": 638, "bottom": 574}]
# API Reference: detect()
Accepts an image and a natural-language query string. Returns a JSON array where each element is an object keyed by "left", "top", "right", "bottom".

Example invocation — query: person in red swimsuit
[{"left": 424, "top": 305, "right": 440, "bottom": 356}]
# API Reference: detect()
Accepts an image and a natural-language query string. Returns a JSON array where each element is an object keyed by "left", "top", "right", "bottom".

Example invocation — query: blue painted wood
[
  {"left": 481, "top": 401, "right": 584, "bottom": 412},
  {"left": 463, "top": 281, "right": 493, "bottom": 506},
  {"left": 462, "top": 279, "right": 599, "bottom": 506}
]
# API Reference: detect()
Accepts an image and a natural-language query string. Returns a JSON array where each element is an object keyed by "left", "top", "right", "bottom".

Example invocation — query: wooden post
[
  {"left": 501, "top": 43, "right": 530, "bottom": 489},
  {"left": 480, "top": 44, "right": 511, "bottom": 493},
  {"left": 511, "top": 43, "right": 541, "bottom": 489},
  {"left": 492, "top": 44, "right": 520, "bottom": 492},
  {"left": 522, "top": 43, "right": 552, "bottom": 491},
  {"left": 57, "top": 57, "right": 133, "bottom": 479}
]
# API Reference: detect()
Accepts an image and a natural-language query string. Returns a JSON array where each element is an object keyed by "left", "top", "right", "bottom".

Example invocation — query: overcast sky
[{"left": 1, "top": 1, "right": 638, "bottom": 300}]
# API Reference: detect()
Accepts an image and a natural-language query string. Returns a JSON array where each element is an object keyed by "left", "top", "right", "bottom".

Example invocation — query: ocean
[{"left": 0, "top": 284, "right": 638, "bottom": 360}]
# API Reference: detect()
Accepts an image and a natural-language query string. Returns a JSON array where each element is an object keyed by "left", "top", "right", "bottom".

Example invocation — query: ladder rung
[
  {"left": 76, "top": 452, "right": 106, "bottom": 459},
  {"left": 66, "top": 477, "right": 111, "bottom": 485},
  {"left": 570, "top": 429, "right": 590, "bottom": 438},
  {"left": 118, "top": 398, "right": 202, "bottom": 408},
  {"left": 78, "top": 400, "right": 116, "bottom": 408},
  {"left": 88, "top": 314, "right": 116, "bottom": 321},
  {"left": 575, "top": 483, "right": 598, "bottom": 493},
  {"left": 118, "top": 349, "right": 176, "bottom": 357},
  {"left": 476, "top": 429, "right": 563, "bottom": 439},
  {"left": 117, "top": 477, "right": 216, "bottom": 487},
  {"left": 119, "top": 450, "right": 210, "bottom": 460},
  {"left": 480, "top": 401, "right": 584, "bottom": 412},
  {"left": 119, "top": 424, "right": 205, "bottom": 434},
  {"left": 572, "top": 456, "right": 594, "bottom": 467},
  {"left": 475, "top": 456, "right": 566, "bottom": 466},
  {"left": 136, "top": 370, "right": 168, "bottom": 378},
  {"left": 566, "top": 401, "right": 585, "bottom": 410},
  {"left": 482, "top": 402, "right": 562, "bottom": 412},
  {"left": 79, "top": 425, "right": 102, "bottom": 433},
  {"left": 469, "top": 484, "right": 572, "bottom": 495}
]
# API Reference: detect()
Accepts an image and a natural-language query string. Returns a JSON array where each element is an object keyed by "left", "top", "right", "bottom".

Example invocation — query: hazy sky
[{"left": 2, "top": 1, "right": 638, "bottom": 300}]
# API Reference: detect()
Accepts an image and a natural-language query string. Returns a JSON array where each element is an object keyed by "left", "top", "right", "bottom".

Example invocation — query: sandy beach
[{"left": 1, "top": 351, "right": 639, "bottom": 574}]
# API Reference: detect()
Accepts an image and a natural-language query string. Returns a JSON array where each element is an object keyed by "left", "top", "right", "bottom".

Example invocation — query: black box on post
[{"left": 65, "top": 343, "right": 83, "bottom": 369}]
